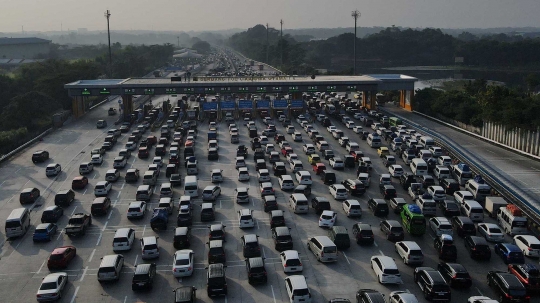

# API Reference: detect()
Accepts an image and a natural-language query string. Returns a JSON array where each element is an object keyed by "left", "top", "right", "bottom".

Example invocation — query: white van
[
  {"left": 461, "top": 200, "right": 484, "bottom": 222},
  {"left": 295, "top": 171, "right": 312, "bottom": 185},
  {"left": 497, "top": 207, "right": 528, "bottom": 235},
  {"left": 465, "top": 179, "right": 491, "bottom": 203},
  {"left": 410, "top": 158, "right": 428, "bottom": 176},
  {"left": 142, "top": 170, "right": 158, "bottom": 186},
  {"left": 416, "top": 196, "right": 437, "bottom": 216},
  {"left": 306, "top": 236, "right": 337, "bottom": 262},
  {"left": 184, "top": 176, "right": 199, "bottom": 197},
  {"left": 290, "top": 160, "right": 303, "bottom": 173},
  {"left": 97, "top": 254, "right": 124, "bottom": 282},
  {"left": 418, "top": 150, "right": 433, "bottom": 161},
  {"left": 419, "top": 136, "right": 435, "bottom": 148},
  {"left": 136, "top": 185, "right": 153, "bottom": 201},
  {"left": 284, "top": 275, "right": 312, "bottom": 303},
  {"left": 289, "top": 193, "right": 309, "bottom": 214},
  {"left": 395, "top": 241, "right": 424, "bottom": 265},
  {"left": 5, "top": 208, "right": 31, "bottom": 238},
  {"left": 434, "top": 165, "right": 451, "bottom": 181},
  {"left": 367, "top": 134, "right": 381, "bottom": 148},
  {"left": 451, "top": 164, "right": 473, "bottom": 185}
]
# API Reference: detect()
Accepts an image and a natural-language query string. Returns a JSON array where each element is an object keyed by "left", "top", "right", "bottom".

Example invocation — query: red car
[
  {"left": 147, "top": 136, "right": 157, "bottom": 146},
  {"left": 138, "top": 147, "right": 149, "bottom": 159},
  {"left": 313, "top": 163, "right": 327, "bottom": 175},
  {"left": 71, "top": 176, "right": 89, "bottom": 189},
  {"left": 47, "top": 246, "right": 76, "bottom": 270},
  {"left": 508, "top": 264, "right": 540, "bottom": 293},
  {"left": 281, "top": 147, "right": 293, "bottom": 156},
  {"left": 350, "top": 150, "right": 364, "bottom": 162}
]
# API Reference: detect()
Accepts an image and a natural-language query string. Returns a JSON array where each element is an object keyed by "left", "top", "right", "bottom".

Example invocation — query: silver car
[{"left": 37, "top": 272, "right": 68, "bottom": 302}]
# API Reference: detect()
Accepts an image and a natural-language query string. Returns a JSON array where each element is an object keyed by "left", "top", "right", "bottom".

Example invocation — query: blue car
[
  {"left": 33, "top": 223, "right": 57, "bottom": 242},
  {"left": 494, "top": 243, "right": 525, "bottom": 264}
]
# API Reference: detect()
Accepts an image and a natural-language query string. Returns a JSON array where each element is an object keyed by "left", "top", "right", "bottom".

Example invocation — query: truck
[
  {"left": 485, "top": 196, "right": 507, "bottom": 218},
  {"left": 65, "top": 213, "right": 92, "bottom": 236}
]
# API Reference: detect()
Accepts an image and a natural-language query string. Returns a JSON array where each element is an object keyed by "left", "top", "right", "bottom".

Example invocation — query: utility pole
[
  {"left": 177, "top": 36, "right": 180, "bottom": 48},
  {"left": 266, "top": 23, "right": 269, "bottom": 64},
  {"left": 351, "top": 10, "right": 360, "bottom": 75},
  {"left": 280, "top": 19, "right": 284, "bottom": 70},
  {"left": 104, "top": 10, "right": 112, "bottom": 77}
]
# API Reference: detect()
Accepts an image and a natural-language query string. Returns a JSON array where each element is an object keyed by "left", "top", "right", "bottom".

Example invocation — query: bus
[
  {"left": 389, "top": 117, "right": 403, "bottom": 127},
  {"left": 401, "top": 204, "right": 426, "bottom": 236}
]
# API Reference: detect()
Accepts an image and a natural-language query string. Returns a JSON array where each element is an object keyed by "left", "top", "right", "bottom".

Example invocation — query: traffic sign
[
  {"left": 290, "top": 100, "right": 304, "bottom": 109},
  {"left": 238, "top": 100, "right": 253, "bottom": 109},
  {"left": 256, "top": 100, "right": 270, "bottom": 109},
  {"left": 203, "top": 102, "right": 218, "bottom": 111},
  {"left": 220, "top": 101, "right": 235, "bottom": 111},
  {"left": 272, "top": 100, "right": 288, "bottom": 109}
]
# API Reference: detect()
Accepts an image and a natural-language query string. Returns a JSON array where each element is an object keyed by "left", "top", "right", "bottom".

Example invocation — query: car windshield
[
  {"left": 175, "top": 258, "right": 190, "bottom": 266},
  {"left": 489, "top": 228, "right": 501, "bottom": 233},
  {"left": 40, "top": 282, "right": 57, "bottom": 290},
  {"left": 35, "top": 228, "right": 48, "bottom": 234},
  {"left": 132, "top": 274, "right": 148, "bottom": 282}
]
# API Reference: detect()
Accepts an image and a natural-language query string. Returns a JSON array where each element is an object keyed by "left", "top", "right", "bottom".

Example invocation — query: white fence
[{"left": 482, "top": 121, "right": 540, "bottom": 156}]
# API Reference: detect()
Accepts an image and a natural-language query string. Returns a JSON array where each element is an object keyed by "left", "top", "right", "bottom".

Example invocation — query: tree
[
  {"left": 0, "top": 91, "right": 60, "bottom": 130},
  {"left": 192, "top": 41, "right": 211, "bottom": 54}
]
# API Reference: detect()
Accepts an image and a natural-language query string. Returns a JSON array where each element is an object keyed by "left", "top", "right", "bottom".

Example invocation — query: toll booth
[
  {"left": 289, "top": 100, "right": 304, "bottom": 118},
  {"left": 238, "top": 100, "right": 253, "bottom": 120},
  {"left": 272, "top": 99, "right": 288, "bottom": 118},
  {"left": 203, "top": 102, "right": 218, "bottom": 122},
  {"left": 220, "top": 100, "right": 236, "bottom": 119},
  {"left": 256, "top": 100, "right": 270, "bottom": 118}
]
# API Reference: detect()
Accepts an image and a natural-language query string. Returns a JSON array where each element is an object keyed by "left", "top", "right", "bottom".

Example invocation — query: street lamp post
[{"left": 351, "top": 10, "right": 360, "bottom": 75}]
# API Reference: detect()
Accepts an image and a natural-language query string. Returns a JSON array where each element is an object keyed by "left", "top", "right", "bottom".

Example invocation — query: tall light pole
[
  {"left": 104, "top": 10, "right": 112, "bottom": 77},
  {"left": 177, "top": 36, "right": 180, "bottom": 48},
  {"left": 280, "top": 19, "right": 284, "bottom": 70},
  {"left": 266, "top": 23, "right": 269, "bottom": 64},
  {"left": 351, "top": 10, "right": 360, "bottom": 75}
]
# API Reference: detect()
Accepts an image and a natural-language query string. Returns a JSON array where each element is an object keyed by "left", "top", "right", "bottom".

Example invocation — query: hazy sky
[{"left": 1, "top": 0, "right": 539, "bottom": 33}]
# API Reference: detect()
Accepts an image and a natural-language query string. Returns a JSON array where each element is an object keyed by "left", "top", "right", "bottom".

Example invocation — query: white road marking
[
  {"left": 102, "top": 221, "right": 108, "bottom": 231},
  {"left": 92, "top": 173, "right": 97, "bottom": 179},
  {"left": 134, "top": 255, "right": 139, "bottom": 265},
  {"left": 271, "top": 285, "right": 277, "bottom": 303},
  {"left": 117, "top": 191, "right": 122, "bottom": 199},
  {"left": 0, "top": 180, "right": 5, "bottom": 187},
  {"left": 256, "top": 219, "right": 260, "bottom": 229},
  {"left": 123, "top": 296, "right": 127, "bottom": 303},
  {"left": 83, "top": 189, "right": 87, "bottom": 195},
  {"left": 142, "top": 224, "right": 146, "bottom": 236},
  {"left": 80, "top": 266, "right": 88, "bottom": 282},
  {"left": 121, "top": 182, "right": 125, "bottom": 189},
  {"left": 342, "top": 251, "right": 351, "bottom": 264},
  {"left": 476, "top": 287, "right": 484, "bottom": 296},
  {"left": 56, "top": 230, "right": 63, "bottom": 241},
  {"left": 220, "top": 200, "right": 222, "bottom": 209},
  {"left": 373, "top": 241, "right": 378, "bottom": 247},
  {"left": 15, "top": 167, "right": 22, "bottom": 173},
  {"left": 69, "top": 286, "right": 80, "bottom": 303},
  {"left": 70, "top": 206, "right": 78, "bottom": 216},
  {"left": 96, "top": 233, "right": 103, "bottom": 246},
  {"left": 36, "top": 260, "right": 46, "bottom": 274},
  {"left": 379, "top": 250, "right": 385, "bottom": 256},
  {"left": 88, "top": 249, "right": 96, "bottom": 262}
]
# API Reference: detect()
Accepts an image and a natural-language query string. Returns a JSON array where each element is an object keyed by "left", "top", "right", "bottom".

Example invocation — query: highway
[{"left": 0, "top": 87, "right": 532, "bottom": 302}]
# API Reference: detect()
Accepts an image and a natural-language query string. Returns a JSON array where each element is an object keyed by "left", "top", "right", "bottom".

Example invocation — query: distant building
[{"left": 0, "top": 37, "right": 51, "bottom": 59}]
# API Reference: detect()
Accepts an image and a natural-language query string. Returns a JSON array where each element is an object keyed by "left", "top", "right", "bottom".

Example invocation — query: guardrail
[
  {"left": 380, "top": 108, "right": 540, "bottom": 224},
  {"left": 0, "top": 128, "right": 52, "bottom": 164}
]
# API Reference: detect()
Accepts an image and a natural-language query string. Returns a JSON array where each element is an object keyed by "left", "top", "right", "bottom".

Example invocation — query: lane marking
[
  {"left": 134, "top": 255, "right": 139, "bottom": 265},
  {"left": 121, "top": 182, "right": 125, "bottom": 189},
  {"left": 476, "top": 287, "right": 484, "bottom": 296},
  {"left": 379, "top": 250, "right": 385, "bottom": 256},
  {"left": 142, "top": 225, "right": 146, "bottom": 236},
  {"left": 69, "top": 286, "right": 80, "bottom": 303},
  {"left": 36, "top": 260, "right": 46, "bottom": 274},
  {"left": 88, "top": 249, "right": 96, "bottom": 262},
  {"left": 83, "top": 189, "right": 87, "bottom": 195},
  {"left": 102, "top": 221, "right": 108, "bottom": 231},
  {"left": 80, "top": 266, "right": 88, "bottom": 282},
  {"left": 271, "top": 285, "right": 277, "bottom": 303},
  {"left": 342, "top": 251, "right": 351, "bottom": 264},
  {"left": 56, "top": 230, "right": 63, "bottom": 241},
  {"left": 373, "top": 241, "right": 378, "bottom": 247},
  {"left": 123, "top": 296, "right": 127, "bottom": 303},
  {"left": 70, "top": 206, "right": 78, "bottom": 216},
  {"left": 96, "top": 233, "right": 103, "bottom": 246},
  {"left": 117, "top": 191, "right": 122, "bottom": 199}
]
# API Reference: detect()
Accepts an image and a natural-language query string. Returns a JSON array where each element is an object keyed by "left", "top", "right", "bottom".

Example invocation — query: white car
[
  {"left": 429, "top": 217, "right": 453, "bottom": 237},
  {"left": 211, "top": 169, "right": 224, "bottom": 183},
  {"left": 319, "top": 210, "right": 337, "bottom": 228},
  {"left": 345, "top": 142, "right": 359, "bottom": 152},
  {"left": 278, "top": 115, "right": 286, "bottom": 122},
  {"left": 357, "top": 173, "right": 371, "bottom": 187},
  {"left": 152, "top": 156, "right": 163, "bottom": 167},
  {"left": 91, "top": 154, "right": 104, "bottom": 165},
  {"left": 148, "top": 163, "right": 160, "bottom": 175},
  {"left": 235, "top": 157, "right": 246, "bottom": 169},
  {"left": 280, "top": 250, "right": 303, "bottom": 273},
  {"left": 238, "top": 208, "right": 255, "bottom": 228},
  {"left": 467, "top": 296, "right": 499, "bottom": 303},
  {"left": 279, "top": 141, "right": 291, "bottom": 149},
  {"left": 345, "top": 121, "right": 356, "bottom": 129},
  {"left": 329, "top": 184, "right": 348, "bottom": 200},
  {"left": 514, "top": 235, "right": 540, "bottom": 257},
  {"left": 338, "top": 136, "right": 349, "bottom": 147},
  {"left": 352, "top": 126, "right": 363, "bottom": 134},
  {"left": 125, "top": 141, "right": 137, "bottom": 151},
  {"left": 37, "top": 272, "right": 68, "bottom": 302},
  {"left": 353, "top": 113, "right": 363, "bottom": 120},
  {"left": 303, "top": 144, "right": 315, "bottom": 154},
  {"left": 259, "top": 136, "right": 269, "bottom": 146},
  {"left": 316, "top": 114, "right": 326, "bottom": 122},
  {"left": 296, "top": 115, "right": 306, "bottom": 124},
  {"left": 327, "top": 125, "right": 337, "bottom": 133},
  {"left": 238, "top": 167, "right": 250, "bottom": 181},
  {"left": 265, "top": 143, "right": 275, "bottom": 154},
  {"left": 286, "top": 153, "right": 298, "bottom": 163},
  {"left": 370, "top": 256, "right": 403, "bottom": 284},
  {"left": 208, "top": 139, "right": 219, "bottom": 150},
  {"left": 292, "top": 132, "right": 302, "bottom": 142},
  {"left": 286, "top": 126, "right": 295, "bottom": 134},
  {"left": 257, "top": 169, "right": 271, "bottom": 183},
  {"left": 94, "top": 181, "right": 112, "bottom": 197},
  {"left": 329, "top": 157, "right": 344, "bottom": 170},
  {"left": 388, "top": 164, "right": 404, "bottom": 177},
  {"left": 172, "top": 249, "right": 194, "bottom": 277},
  {"left": 127, "top": 201, "right": 147, "bottom": 219},
  {"left": 477, "top": 223, "right": 505, "bottom": 243}
]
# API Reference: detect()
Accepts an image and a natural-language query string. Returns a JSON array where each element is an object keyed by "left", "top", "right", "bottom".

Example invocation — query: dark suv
[
  {"left": 207, "top": 240, "right": 226, "bottom": 264},
  {"left": 245, "top": 257, "right": 267, "bottom": 285},
  {"left": 311, "top": 196, "right": 331, "bottom": 215},
  {"left": 464, "top": 236, "right": 492, "bottom": 260},
  {"left": 206, "top": 263, "right": 227, "bottom": 297},
  {"left": 440, "top": 178, "right": 461, "bottom": 195},
  {"left": 341, "top": 179, "right": 366, "bottom": 196},
  {"left": 352, "top": 223, "right": 374, "bottom": 245},
  {"left": 437, "top": 262, "right": 472, "bottom": 288},
  {"left": 355, "top": 289, "right": 385, "bottom": 303},
  {"left": 399, "top": 173, "right": 416, "bottom": 190},
  {"left": 415, "top": 268, "right": 452, "bottom": 302},
  {"left": 508, "top": 264, "right": 540, "bottom": 293},
  {"left": 379, "top": 220, "right": 404, "bottom": 242},
  {"left": 132, "top": 263, "right": 156, "bottom": 291},
  {"left": 451, "top": 216, "right": 476, "bottom": 237},
  {"left": 241, "top": 234, "right": 261, "bottom": 258},
  {"left": 367, "top": 198, "right": 389, "bottom": 217},
  {"left": 487, "top": 271, "right": 530, "bottom": 303},
  {"left": 271, "top": 227, "right": 293, "bottom": 251},
  {"left": 32, "top": 150, "right": 49, "bottom": 163},
  {"left": 434, "top": 235, "right": 457, "bottom": 262}
]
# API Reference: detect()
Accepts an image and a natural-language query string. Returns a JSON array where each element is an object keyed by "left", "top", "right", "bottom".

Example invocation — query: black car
[
  {"left": 379, "top": 220, "right": 405, "bottom": 242},
  {"left": 271, "top": 227, "right": 293, "bottom": 251},
  {"left": 419, "top": 175, "right": 435, "bottom": 188},
  {"left": 440, "top": 200, "right": 460, "bottom": 217},
  {"left": 311, "top": 196, "right": 331, "bottom": 215},
  {"left": 173, "top": 227, "right": 191, "bottom": 249},
  {"left": 41, "top": 205, "right": 64, "bottom": 223},
  {"left": 207, "top": 240, "right": 226, "bottom": 264},
  {"left": 206, "top": 263, "right": 227, "bottom": 297},
  {"left": 241, "top": 234, "right": 261, "bottom": 258},
  {"left": 434, "top": 236, "right": 458, "bottom": 261},
  {"left": 208, "top": 148, "right": 219, "bottom": 160},
  {"left": 32, "top": 150, "right": 49, "bottom": 163},
  {"left": 487, "top": 271, "right": 529, "bottom": 303},
  {"left": 355, "top": 289, "right": 385, "bottom": 303},
  {"left": 464, "top": 236, "right": 492, "bottom": 260},
  {"left": 415, "top": 269, "right": 452, "bottom": 302},
  {"left": 352, "top": 223, "right": 374, "bottom": 245},
  {"left": 437, "top": 262, "right": 472, "bottom": 288},
  {"left": 367, "top": 198, "right": 389, "bottom": 217},
  {"left": 170, "top": 174, "right": 182, "bottom": 186},
  {"left": 440, "top": 178, "right": 461, "bottom": 195},
  {"left": 237, "top": 145, "right": 248, "bottom": 158},
  {"left": 245, "top": 257, "right": 267, "bottom": 285},
  {"left": 399, "top": 173, "right": 416, "bottom": 190},
  {"left": 341, "top": 179, "right": 366, "bottom": 196},
  {"left": 173, "top": 286, "right": 197, "bottom": 303},
  {"left": 253, "top": 149, "right": 265, "bottom": 162},
  {"left": 379, "top": 185, "right": 397, "bottom": 199},
  {"left": 452, "top": 216, "right": 476, "bottom": 237},
  {"left": 132, "top": 263, "right": 156, "bottom": 291}
]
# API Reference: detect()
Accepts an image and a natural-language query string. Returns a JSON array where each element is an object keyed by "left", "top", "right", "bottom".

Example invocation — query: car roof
[
  {"left": 134, "top": 263, "right": 153, "bottom": 274},
  {"left": 42, "top": 272, "right": 65, "bottom": 283}
]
